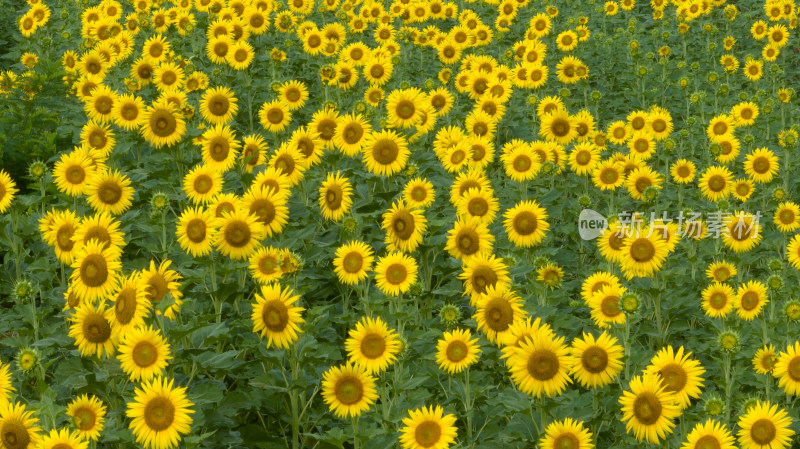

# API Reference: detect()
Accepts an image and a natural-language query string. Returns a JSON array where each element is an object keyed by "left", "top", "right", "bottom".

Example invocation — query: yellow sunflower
[
  {"left": 386, "top": 87, "right": 425, "bottom": 128},
  {"left": 508, "top": 331, "right": 572, "bottom": 398},
  {"left": 68, "top": 301, "right": 116, "bottom": 358},
  {"left": 374, "top": 252, "right": 418, "bottom": 296},
  {"left": 53, "top": 150, "right": 97, "bottom": 196},
  {"left": 383, "top": 200, "right": 427, "bottom": 253},
  {"left": 66, "top": 394, "right": 106, "bottom": 441},
  {"left": 403, "top": 178, "right": 436, "bottom": 209},
  {"left": 0, "top": 402, "right": 42, "bottom": 449},
  {"left": 474, "top": 285, "right": 526, "bottom": 344},
  {"left": 183, "top": 165, "right": 223, "bottom": 205},
  {"left": 735, "top": 281, "right": 768, "bottom": 320},
  {"left": 399, "top": 405, "right": 458, "bottom": 449},
  {"left": 744, "top": 147, "right": 779, "bottom": 183},
  {"left": 539, "top": 109, "right": 578, "bottom": 145},
  {"left": 333, "top": 113, "right": 372, "bottom": 156},
  {"left": 112, "top": 93, "right": 146, "bottom": 131},
  {"left": 701, "top": 282, "right": 735, "bottom": 318},
  {"left": 70, "top": 239, "right": 121, "bottom": 302},
  {"left": 37, "top": 427, "right": 88, "bottom": 449},
  {"left": 698, "top": 166, "right": 733, "bottom": 202},
  {"left": 681, "top": 419, "right": 736, "bottom": 449},
  {"left": 539, "top": 418, "right": 593, "bottom": 449},
  {"left": 588, "top": 284, "right": 627, "bottom": 328},
  {"left": 85, "top": 170, "right": 135, "bottom": 215},
  {"left": 459, "top": 252, "right": 511, "bottom": 304},
  {"left": 592, "top": 159, "right": 625, "bottom": 191},
  {"left": 333, "top": 241, "right": 374, "bottom": 285},
  {"left": 436, "top": 328, "right": 481, "bottom": 375},
  {"left": 362, "top": 129, "right": 410, "bottom": 177},
  {"left": 213, "top": 208, "right": 265, "bottom": 260},
  {"left": 706, "top": 261, "right": 737, "bottom": 283},
  {"left": 445, "top": 216, "right": 494, "bottom": 262},
  {"left": 249, "top": 246, "right": 284, "bottom": 285},
  {"left": 0, "top": 363, "right": 13, "bottom": 408},
  {"left": 141, "top": 99, "right": 186, "bottom": 148},
  {"left": 773, "top": 341, "right": 800, "bottom": 396},
  {"left": 108, "top": 272, "right": 151, "bottom": 338},
  {"left": 141, "top": 259, "right": 183, "bottom": 320},
  {"left": 200, "top": 124, "right": 241, "bottom": 172},
  {"left": 126, "top": 377, "right": 194, "bottom": 449},
  {"left": 175, "top": 206, "right": 215, "bottom": 257},
  {"left": 752, "top": 344, "right": 777, "bottom": 375},
  {"left": 251, "top": 283, "right": 304, "bottom": 349},
  {"left": 503, "top": 200, "right": 549, "bottom": 247},
  {"left": 72, "top": 212, "right": 125, "bottom": 252},
  {"left": 580, "top": 271, "right": 621, "bottom": 304},
  {"left": 774, "top": 201, "right": 800, "bottom": 232},
  {"left": 645, "top": 345, "right": 706, "bottom": 410},
  {"left": 321, "top": 363, "right": 378, "bottom": 418},
  {"left": 259, "top": 100, "right": 292, "bottom": 133},
  {"left": 570, "top": 331, "right": 624, "bottom": 389},
  {"left": 345, "top": 316, "right": 401, "bottom": 374},
  {"left": 269, "top": 144, "right": 306, "bottom": 186},
  {"left": 722, "top": 212, "right": 762, "bottom": 253},
  {"left": 117, "top": 325, "right": 172, "bottom": 382},
  {"left": 319, "top": 172, "right": 353, "bottom": 221},
  {"left": 736, "top": 401, "right": 794, "bottom": 449},
  {"left": 619, "top": 373, "right": 681, "bottom": 444},
  {"left": 242, "top": 186, "right": 289, "bottom": 237},
  {"left": 619, "top": 231, "right": 669, "bottom": 279}
]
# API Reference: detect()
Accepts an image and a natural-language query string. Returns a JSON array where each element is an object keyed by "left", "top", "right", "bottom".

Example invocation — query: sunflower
[
  {"left": 0, "top": 363, "right": 12, "bottom": 408},
  {"left": 722, "top": 212, "right": 762, "bottom": 253},
  {"left": 69, "top": 301, "right": 116, "bottom": 358},
  {"left": 213, "top": 208, "right": 265, "bottom": 260},
  {"left": 152, "top": 62, "right": 184, "bottom": 91},
  {"left": 374, "top": 252, "right": 418, "bottom": 296},
  {"left": 84, "top": 84, "right": 117, "bottom": 124},
  {"left": 345, "top": 316, "right": 401, "bottom": 374},
  {"left": 53, "top": 150, "right": 97, "bottom": 196},
  {"left": 736, "top": 401, "right": 794, "bottom": 449},
  {"left": 570, "top": 331, "right": 624, "bottom": 389},
  {"left": 399, "top": 405, "right": 458, "bottom": 449},
  {"left": 744, "top": 147, "right": 779, "bottom": 183},
  {"left": 333, "top": 241, "right": 374, "bottom": 285},
  {"left": 109, "top": 272, "right": 150, "bottom": 337},
  {"left": 403, "top": 178, "right": 436, "bottom": 209},
  {"left": 501, "top": 144, "right": 541, "bottom": 181},
  {"left": 72, "top": 212, "right": 125, "bottom": 252},
  {"left": 588, "top": 284, "right": 627, "bottom": 328},
  {"left": 183, "top": 165, "right": 223, "bottom": 205},
  {"left": 70, "top": 239, "right": 121, "bottom": 302},
  {"left": 240, "top": 134, "right": 268, "bottom": 172},
  {"left": 625, "top": 166, "right": 662, "bottom": 200},
  {"left": 474, "top": 285, "right": 525, "bottom": 344},
  {"left": 619, "top": 231, "right": 669, "bottom": 279},
  {"left": 645, "top": 346, "right": 705, "bottom": 410},
  {"left": 269, "top": 144, "right": 306, "bottom": 186},
  {"left": 259, "top": 100, "right": 292, "bottom": 133},
  {"left": 508, "top": 331, "right": 572, "bottom": 398},
  {"left": 701, "top": 283, "right": 735, "bottom": 318},
  {"left": 251, "top": 283, "right": 304, "bottom": 349},
  {"left": 539, "top": 109, "right": 578, "bottom": 145},
  {"left": 446, "top": 216, "right": 494, "bottom": 262},
  {"left": 592, "top": 159, "right": 625, "bottom": 191},
  {"left": 681, "top": 419, "right": 736, "bottom": 449},
  {"left": 670, "top": 159, "right": 696, "bottom": 184},
  {"left": 333, "top": 113, "right": 372, "bottom": 156},
  {"left": 321, "top": 363, "right": 378, "bottom": 418},
  {"left": 627, "top": 131, "right": 656, "bottom": 160},
  {"left": 112, "top": 94, "right": 145, "bottom": 130},
  {"left": 362, "top": 129, "right": 410, "bottom": 177},
  {"left": 568, "top": 142, "right": 600, "bottom": 175},
  {"left": 175, "top": 206, "right": 215, "bottom": 257},
  {"left": 66, "top": 395, "right": 106, "bottom": 442},
  {"left": 705, "top": 261, "right": 736, "bottom": 283},
  {"left": 242, "top": 186, "right": 288, "bottom": 237},
  {"left": 319, "top": 172, "right": 353, "bottom": 221},
  {"left": 735, "top": 281, "right": 768, "bottom": 320},
  {"left": 141, "top": 99, "right": 186, "bottom": 148},
  {"left": 81, "top": 120, "right": 116, "bottom": 157},
  {"left": 44, "top": 210, "right": 80, "bottom": 264},
  {"left": 118, "top": 325, "right": 171, "bottom": 382},
  {"left": 435, "top": 329, "right": 480, "bottom": 375},
  {"left": 85, "top": 170, "right": 134, "bottom": 215},
  {"left": 383, "top": 200, "right": 427, "bottom": 253},
  {"left": 619, "top": 373, "right": 681, "bottom": 444},
  {"left": 289, "top": 126, "right": 325, "bottom": 169},
  {"left": 0, "top": 402, "right": 42, "bottom": 449},
  {"left": 539, "top": 418, "right": 593, "bottom": 449},
  {"left": 200, "top": 124, "right": 241, "bottom": 173},
  {"left": 248, "top": 246, "right": 284, "bottom": 285},
  {"left": 126, "top": 377, "right": 194, "bottom": 449},
  {"left": 141, "top": 259, "right": 183, "bottom": 320},
  {"left": 459, "top": 252, "right": 511, "bottom": 303},
  {"left": 647, "top": 108, "right": 673, "bottom": 140},
  {"left": 743, "top": 59, "right": 764, "bottom": 81},
  {"left": 752, "top": 345, "right": 777, "bottom": 375},
  {"left": 580, "top": 271, "right": 621, "bottom": 304},
  {"left": 731, "top": 101, "right": 759, "bottom": 126},
  {"left": 199, "top": 86, "right": 238, "bottom": 125},
  {"left": 772, "top": 201, "right": 800, "bottom": 232},
  {"left": 788, "top": 235, "right": 800, "bottom": 270},
  {"left": 773, "top": 341, "right": 800, "bottom": 396},
  {"left": 277, "top": 80, "right": 308, "bottom": 111},
  {"left": 227, "top": 40, "right": 254, "bottom": 70}
]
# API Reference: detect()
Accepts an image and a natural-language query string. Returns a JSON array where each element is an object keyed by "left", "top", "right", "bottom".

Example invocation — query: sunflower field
[{"left": 2, "top": 0, "right": 800, "bottom": 447}]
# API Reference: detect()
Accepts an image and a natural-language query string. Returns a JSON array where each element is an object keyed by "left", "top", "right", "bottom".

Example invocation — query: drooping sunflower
[
  {"left": 681, "top": 419, "right": 736, "bottom": 449},
  {"left": 0, "top": 402, "right": 42, "bottom": 449},
  {"left": 435, "top": 328, "right": 480, "bottom": 375},
  {"left": 459, "top": 252, "right": 511, "bottom": 304},
  {"left": 109, "top": 272, "right": 151, "bottom": 338},
  {"left": 85, "top": 170, "right": 135, "bottom": 215},
  {"left": 319, "top": 172, "right": 353, "bottom": 221},
  {"left": 773, "top": 201, "right": 800, "bottom": 232},
  {"left": 588, "top": 284, "right": 627, "bottom": 328},
  {"left": 383, "top": 200, "right": 427, "bottom": 253},
  {"left": 68, "top": 301, "right": 116, "bottom": 358},
  {"left": 736, "top": 401, "right": 794, "bottom": 449},
  {"left": 213, "top": 208, "right": 265, "bottom": 260},
  {"left": 539, "top": 418, "right": 593, "bottom": 449},
  {"left": 242, "top": 186, "right": 289, "bottom": 238},
  {"left": 619, "top": 373, "right": 681, "bottom": 444},
  {"left": 508, "top": 331, "right": 572, "bottom": 398},
  {"left": 321, "top": 363, "right": 378, "bottom": 418},
  {"left": 345, "top": 316, "right": 401, "bottom": 374},
  {"left": 735, "top": 281, "right": 768, "bottom": 320},
  {"left": 70, "top": 239, "right": 121, "bottom": 302},
  {"left": 175, "top": 206, "right": 215, "bottom": 257},
  {"left": 645, "top": 346, "right": 706, "bottom": 410},
  {"left": 445, "top": 216, "right": 494, "bottom": 262},
  {"left": 126, "top": 377, "right": 194, "bottom": 449},
  {"left": 373, "top": 252, "right": 418, "bottom": 296},
  {"left": 362, "top": 129, "right": 410, "bottom": 177},
  {"left": 333, "top": 241, "right": 374, "bottom": 285},
  {"left": 773, "top": 341, "right": 800, "bottom": 396},
  {"left": 251, "top": 283, "right": 304, "bottom": 349},
  {"left": 140, "top": 99, "right": 186, "bottom": 148},
  {"left": 399, "top": 405, "right": 458, "bottom": 449},
  {"left": 744, "top": 147, "right": 779, "bottom": 183},
  {"left": 701, "top": 282, "right": 735, "bottom": 318},
  {"left": 200, "top": 124, "right": 241, "bottom": 172},
  {"left": 570, "top": 331, "right": 624, "bottom": 389},
  {"left": 619, "top": 231, "right": 669, "bottom": 279},
  {"left": 403, "top": 177, "right": 436, "bottom": 209},
  {"left": 141, "top": 259, "right": 184, "bottom": 320},
  {"left": 117, "top": 325, "right": 171, "bottom": 382},
  {"left": 722, "top": 212, "right": 762, "bottom": 253}
]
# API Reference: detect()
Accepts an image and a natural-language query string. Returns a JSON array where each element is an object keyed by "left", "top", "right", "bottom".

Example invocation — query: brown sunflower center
[
  {"left": 693, "top": 435, "right": 721, "bottom": 449},
  {"left": 659, "top": 363, "right": 687, "bottom": 393},
  {"left": 89, "top": 129, "right": 107, "bottom": 149},
  {"left": 456, "top": 228, "right": 480, "bottom": 256},
  {"left": 121, "top": 103, "right": 139, "bottom": 120},
  {"left": 750, "top": 418, "right": 777, "bottom": 445},
  {"left": 551, "top": 118, "right": 570, "bottom": 137},
  {"left": 709, "top": 292, "right": 728, "bottom": 309},
  {"left": 484, "top": 297, "right": 513, "bottom": 331},
  {"left": 632, "top": 392, "right": 662, "bottom": 425},
  {"left": 513, "top": 154, "right": 532, "bottom": 172},
  {"left": 80, "top": 254, "right": 109, "bottom": 287},
  {"left": 209, "top": 137, "right": 230, "bottom": 162},
  {"left": 66, "top": 164, "right": 86, "bottom": 185},
  {"left": 392, "top": 210, "right": 416, "bottom": 240},
  {"left": 630, "top": 238, "right": 655, "bottom": 262},
  {"left": 581, "top": 346, "right": 609, "bottom": 374},
  {"left": 677, "top": 166, "right": 690, "bottom": 178},
  {"left": 208, "top": 94, "right": 229, "bottom": 116},
  {"left": 150, "top": 109, "right": 177, "bottom": 137},
  {"left": 262, "top": 299, "right": 289, "bottom": 332},
  {"left": 471, "top": 266, "right": 497, "bottom": 294},
  {"left": 372, "top": 138, "right": 400, "bottom": 165},
  {"left": 249, "top": 198, "right": 276, "bottom": 225},
  {"left": 1, "top": 420, "right": 30, "bottom": 449},
  {"left": 526, "top": 348, "right": 559, "bottom": 380},
  {"left": 83, "top": 312, "right": 111, "bottom": 343},
  {"left": 600, "top": 295, "right": 621, "bottom": 317},
  {"left": 343, "top": 123, "right": 364, "bottom": 145},
  {"left": 193, "top": 174, "right": 213, "bottom": 195},
  {"left": 360, "top": 333, "right": 386, "bottom": 359},
  {"left": 415, "top": 421, "right": 442, "bottom": 448},
  {"left": 74, "top": 407, "right": 97, "bottom": 430},
  {"left": 224, "top": 220, "right": 251, "bottom": 248},
  {"left": 446, "top": 340, "right": 468, "bottom": 363},
  {"left": 95, "top": 96, "right": 113, "bottom": 115},
  {"left": 553, "top": 433, "right": 580, "bottom": 449},
  {"left": 386, "top": 262, "right": 408, "bottom": 285},
  {"left": 115, "top": 286, "right": 138, "bottom": 324},
  {"left": 601, "top": 167, "right": 619, "bottom": 184},
  {"left": 56, "top": 225, "right": 76, "bottom": 252},
  {"left": 98, "top": 180, "right": 123, "bottom": 205},
  {"left": 325, "top": 185, "right": 343, "bottom": 210},
  {"left": 185, "top": 218, "right": 206, "bottom": 243},
  {"left": 411, "top": 186, "right": 427, "bottom": 202},
  {"left": 787, "top": 357, "right": 800, "bottom": 381},
  {"left": 342, "top": 252, "right": 363, "bottom": 273},
  {"left": 753, "top": 157, "right": 770, "bottom": 174},
  {"left": 267, "top": 108, "right": 284, "bottom": 124},
  {"left": 740, "top": 291, "right": 759, "bottom": 311},
  {"left": 132, "top": 340, "right": 158, "bottom": 367},
  {"left": 144, "top": 397, "right": 175, "bottom": 431},
  {"left": 334, "top": 375, "right": 364, "bottom": 405}
]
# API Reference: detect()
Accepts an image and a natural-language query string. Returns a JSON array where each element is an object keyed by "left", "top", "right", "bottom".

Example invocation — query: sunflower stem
[
  {"left": 463, "top": 367, "right": 473, "bottom": 443},
  {"left": 352, "top": 416, "right": 360, "bottom": 449}
]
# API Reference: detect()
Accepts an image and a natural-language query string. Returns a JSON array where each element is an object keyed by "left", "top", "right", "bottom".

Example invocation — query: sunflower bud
[
  {"left": 620, "top": 292, "right": 642, "bottom": 314},
  {"left": 578, "top": 194, "right": 591, "bottom": 208},
  {"left": 28, "top": 160, "right": 46, "bottom": 180},
  {"left": 703, "top": 395, "right": 725, "bottom": 416},
  {"left": 12, "top": 279, "right": 35, "bottom": 302},
  {"left": 768, "top": 258, "right": 783, "bottom": 272},
  {"left": 16, "top": 347, "right": 40, "bottom": 373},
  {"left": 767, "top": 274, "right": 784, "bottom": 291},
  {"left": 438, "top": 304, "right": 462, "bottom": 328},
  {"left": 772, "top": 187, "right": 787, "bottom": 201},
  {"left": 784, "top": 299, "right": 800, "bottom": 322},
  {"left": 150, "top": 192, "right": 170, "bottom": 211},
  {"left": 717, "top": 330, "right": 740, "bottom": 353}
]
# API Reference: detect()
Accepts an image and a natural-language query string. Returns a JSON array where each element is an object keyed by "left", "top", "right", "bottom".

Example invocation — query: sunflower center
[
  {"left": 360, "top": 333, "right": 386, "bottom": 359},
  {"left": 471, "top": 266, "right": 497, "bottom": 294},
  {"left": 513, "top": 154, "right": 532, "bottom": 172},
  {"left": 676, "top": 166, "right": 690, "bottom": 178},
  {"left": 267, "top": 108, "right": 284, "bottom": 124},
  {"left": 342, "top": 252, "right": 363, "bottom": 273},
  {"left": 446, "top": 340, "right": 468, "bottom": 362},
  {"left": 185, "top": 218, "right": 206, "bottom": 243},
  {"left": 334, "top": 375, "right": 363, "bottom": 405},
  {"left": 526, "top": 348, "right": 559, "bottom": 380},
  {"left": 150, "top": 109, "right": 177, "bottom": 137},
  {"left": 56, "top": 225, "right": 76, "bottom": 251},
  {"left": 208, "top": 137, "right": 230, "bottom": 161},
  {"left": 193, "top": 174, "right": 213, "bottom": 195},
  {"left": 66, "top": 164, "right": 86, "bottom": 184},
  {"left": 98, "top": 180, "right": 123, "bottom": 205},
  {"left": 343, "top": 123, "right": 364, "bottom": 144},
  {"left": 484, "top": 297, "right": 513, "bottom": 331},
  {"left": 83, "top": 312, "right": 111, "bottom": 343},
  {"left": 414, "top": 421, "right": 442, "bottom": 448},
  {"left": 709, "top": 292, "right": 728, "bottom": 309},
  {"left": 249, "top": 198, "right": 276, "bottom": 225},
  {"left": 553, "top": 433, "right": 580, "bottom": 449},
  {"left": 262, "top": 299, "right": 289, "bottom": 332},
  {"left": 581, "top": 346, "right": 609, "bottom": 374},
  {"left": 550, "top": 118, "right": 571, "bottom": 137},
  {"left": 706, "top": 174, "right": 727, "bottom": 191},
  {"left": 740, "top": 291, "right": 759, "bottom": 311},
  {"left": 779, "top": 209, "right": 795, "bottom": 224},
  {"left": 386, "top": 262, "right": 408, "bottom": 285},
  {"left": 234, "top": 48, "right": 248, "bottom": 62},
  {"left": 395, "top": 100, "right": 416, "bottom": 120},
  {"left": 285, "top": 88, "right": 300, "bottom": 102},
  {"left": 144, "top": 397, "right": 176, "bottom": 432},
  {"left": 600, "top": 295, "right": 621, "bottom": 317},
  {"left": 161, "top": 71, "right": 176, "bottom": 85},
  {"left": 325, "top": 185, "right": 343, "bottom": 210},
  {"left": 115, "top": 286, "right": 138, "bottom": 324},
  {"left": 750, "top": 418, "right": 777, "bottom": 445},
  {"left": 632, "top": 392, "right": 662, "bottom": 425},
  {"left": 80, "top": 254, "right": 109, "bottom": 287},
  {"left": 787, "top": 357, "right": 800, "bottom": 381},
  {"left": 630, "top": 238, "right": 655, "bottom": 262},
  {"left": 89, "top": 130, "right": 107, "bottom": 149},
  {"left": 601, "top": 168, "right": 619, "bottom": 184},
  {"left": 1, "top": 420, "right": 30, "bottom": 449},
  {"left": 372, "top": 139, "right": 400, "bottom": 165},
  {"left": 658, "top": 363, "right": 687, "bottom": 393},
  {"left": 370, "top": 64, "right": 385, "bottom": 79},
  {"left": 132, "top": 340, "right": 158, "bottom": 367},
  {"left": 752, "top": 157, "right": 770, "bottom": 174},
  {"left": 729, "top": 220, "right": 753, "bottom": 241},
  {"left": 392, "top": 210, "right": 416, "bottom": 240},
  {"left": 693, "top": 435, "right": 721, "bottom": 449},
  {"left": 712, "top": 122, "right": 728, "bottom": 135},
  {"left": 411, "top": 186, "right": 427, "bottom": 201},
  {"left": 74, "top": 407, "right": 97, "bottom": 430},
  {"left": 95, "top": 96, "right": 113, "bottom": 115},
  {"left": 121, "top": 103, "right": 139, "bottom": 120},
  {"left": 224, "top": 220, "right": 251, "bottom": 248}
]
